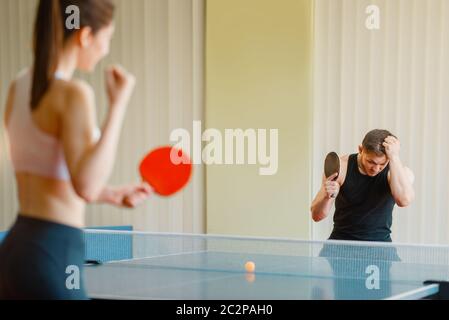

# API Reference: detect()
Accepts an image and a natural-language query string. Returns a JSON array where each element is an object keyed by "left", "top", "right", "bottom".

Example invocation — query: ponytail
[{"left": 31, "top": 0, "right": 63, "bottom": 110}]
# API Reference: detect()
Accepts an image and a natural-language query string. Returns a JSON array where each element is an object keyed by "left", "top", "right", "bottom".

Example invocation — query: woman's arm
[
  {"left": 96, "top": 183, "right": 152, "bottom": 208},
  {"left": 61, "top": 66, "right": 135, "bottom": 203}
]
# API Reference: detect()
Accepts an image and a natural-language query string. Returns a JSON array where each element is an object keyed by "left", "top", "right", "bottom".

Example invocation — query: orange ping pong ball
[{"left": 245, "top": 261, "right": 256, "bottom": 273}]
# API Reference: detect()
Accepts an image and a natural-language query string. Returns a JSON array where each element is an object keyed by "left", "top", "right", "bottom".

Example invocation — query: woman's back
[{"left": 5, "top": 69, "right": 87, "bottom": 227}]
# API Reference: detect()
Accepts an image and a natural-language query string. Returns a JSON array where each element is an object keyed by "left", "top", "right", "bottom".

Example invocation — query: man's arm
[
  {"left": 310, "top": 173, "right": 339, "bottom": 222},
  {"left": 384, "top": 136, "right": 415, "bottom": 207},
  {"left": 388, "top": 160, "right": 415, "bottom": 207}
]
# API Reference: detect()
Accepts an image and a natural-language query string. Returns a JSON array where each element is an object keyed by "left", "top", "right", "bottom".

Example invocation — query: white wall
[{"left": 206, "top": 0, "right": 314, "bottom": 238}]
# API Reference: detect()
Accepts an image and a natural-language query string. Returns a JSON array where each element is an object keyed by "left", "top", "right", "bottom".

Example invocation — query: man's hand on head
[{"left": 383, "top": 136, "right": 400, "bottom": 160}]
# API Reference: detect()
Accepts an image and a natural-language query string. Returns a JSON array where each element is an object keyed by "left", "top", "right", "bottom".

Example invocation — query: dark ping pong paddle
[
  {"left": 324, "top": 152, "right": 340, "bottom": 198},
  {"left": 139, "top": 146, "right": 192, "bottom": 197}
]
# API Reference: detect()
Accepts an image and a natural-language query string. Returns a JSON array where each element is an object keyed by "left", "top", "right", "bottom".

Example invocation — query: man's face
[{"left": 358, "top": 147, "right": 389, "bottom": 177}]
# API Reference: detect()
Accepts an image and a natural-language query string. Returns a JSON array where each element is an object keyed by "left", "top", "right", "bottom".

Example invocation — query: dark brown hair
[
  {"left": 362, "top": 129, "right": 397, "bottom": 155},
  {"left": 31, "top": 0, "right": 115, "bottom": 109}
]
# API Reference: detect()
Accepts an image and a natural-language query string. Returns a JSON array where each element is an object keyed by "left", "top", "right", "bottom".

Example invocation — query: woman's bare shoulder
[{"left": 49, "top": 78, "right": 95, "bottom": 113}]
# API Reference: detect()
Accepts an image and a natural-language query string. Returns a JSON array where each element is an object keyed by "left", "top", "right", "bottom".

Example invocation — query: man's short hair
[{"left": 362, "top": 129, "right": 397, "bottom": 156}]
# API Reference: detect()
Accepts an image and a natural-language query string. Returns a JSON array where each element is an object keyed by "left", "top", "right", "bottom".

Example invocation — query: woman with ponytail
[{"left": 0, "top": 0, "right": 151, "bottom": 299}]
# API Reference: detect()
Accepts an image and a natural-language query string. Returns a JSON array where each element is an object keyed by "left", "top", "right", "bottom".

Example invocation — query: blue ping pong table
[{"left": 83, "top": 230, "right": 449, "bottom": 300}]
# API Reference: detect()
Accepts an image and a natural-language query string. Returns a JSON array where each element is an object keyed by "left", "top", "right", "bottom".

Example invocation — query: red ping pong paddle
[{"left": 139, "top": 146, "right": 192, "bottom": 196}]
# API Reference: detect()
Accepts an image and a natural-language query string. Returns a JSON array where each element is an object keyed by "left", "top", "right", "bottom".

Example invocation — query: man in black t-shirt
[{"left": 310, "top": 129, "right": 415, "bottom": 242}]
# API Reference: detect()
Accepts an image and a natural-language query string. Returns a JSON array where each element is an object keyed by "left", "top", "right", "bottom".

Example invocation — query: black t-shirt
[{"left": 330, "top": 153, "right": 396, "bottom": 242}]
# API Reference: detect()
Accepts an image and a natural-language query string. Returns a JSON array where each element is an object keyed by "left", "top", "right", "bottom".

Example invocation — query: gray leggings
[{"left": 0, "top": 215, "right": 87, "bottom": 300}]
